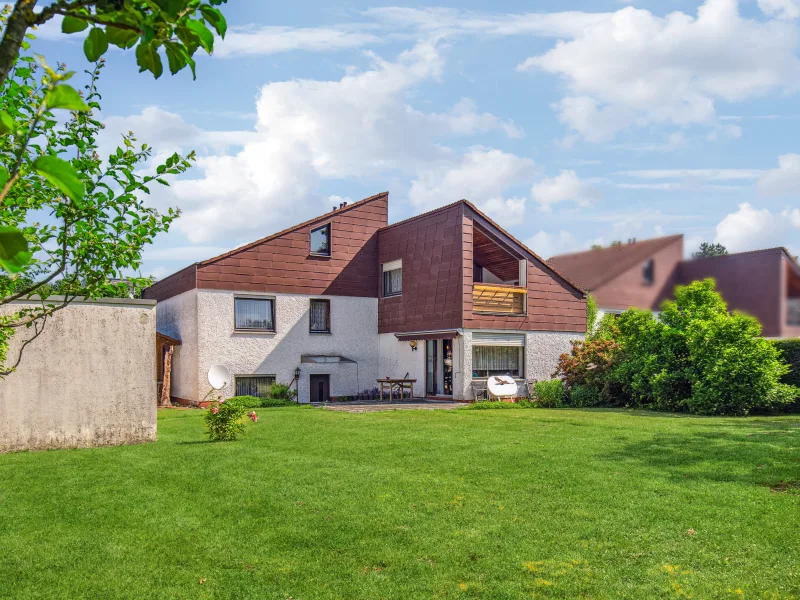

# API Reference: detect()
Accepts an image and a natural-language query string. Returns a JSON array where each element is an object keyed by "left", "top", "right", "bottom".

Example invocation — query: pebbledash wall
[
  {"left": 0, "top": 298, "right": 157, "bottom": 452},
  {"left": 156, "top": 289, "right": 380, "bottom": 402}
]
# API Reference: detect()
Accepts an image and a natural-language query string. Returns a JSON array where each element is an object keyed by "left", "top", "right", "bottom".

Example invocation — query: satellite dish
[
  {"left": 208, "top": 364, "right": 231, "bottom": 390},
  {"left": 487, "top": 375, "right": 518, "bottom": 399}
]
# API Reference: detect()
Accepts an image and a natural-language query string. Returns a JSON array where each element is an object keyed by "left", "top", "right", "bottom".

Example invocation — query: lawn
[{"left": 0, "top": 408, "right": 798, "bottom": 599}]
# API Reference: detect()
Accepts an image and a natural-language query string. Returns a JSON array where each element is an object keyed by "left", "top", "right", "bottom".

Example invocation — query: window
[
  {"left": 643, "top": 259, "right": 655, "bottom": 286},
  {"left": 310, "top": 223, "right": 331, "bottom": 256},
  {"left": 472, "top": 346, "right": 524, "bottom": 378},
  {"left": 382, "top": 259, "right": 402, "bottom": 297},
  {"left": 234, "top": 297, "right": 275, "bottom": 331},
  {"left": 310, "top": 299, "right": 331, "bottom": 333},
  {"left": 235, "top": 375, "right": 276, "bottom": 398}
]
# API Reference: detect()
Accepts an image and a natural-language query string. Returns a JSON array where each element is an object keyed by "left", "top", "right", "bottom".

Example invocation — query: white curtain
[
  {"left": 310, "top": 300, "right": 329, "bottom": 331},
  {"left": 235, "top": 298, "right": 273, "bottom": 330}
]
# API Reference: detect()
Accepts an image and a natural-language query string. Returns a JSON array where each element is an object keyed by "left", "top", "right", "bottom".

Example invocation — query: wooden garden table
[{"left": 378, "top": 378, "right": 416, "bottom": 402}]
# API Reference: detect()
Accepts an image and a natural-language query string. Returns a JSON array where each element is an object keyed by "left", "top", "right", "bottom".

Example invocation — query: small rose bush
[{"left": 204, "top": 397, "right": 257, "bottom": 441}]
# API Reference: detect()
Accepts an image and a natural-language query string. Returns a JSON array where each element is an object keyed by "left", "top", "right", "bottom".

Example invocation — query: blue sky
[{"left": 30, "top": 0, "right": 800, "bottom": 279}]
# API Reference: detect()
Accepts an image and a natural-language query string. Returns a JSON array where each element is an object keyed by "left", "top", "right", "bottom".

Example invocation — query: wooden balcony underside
[{"left": 473, "top": 284, "right": 526, "bottom": 315}]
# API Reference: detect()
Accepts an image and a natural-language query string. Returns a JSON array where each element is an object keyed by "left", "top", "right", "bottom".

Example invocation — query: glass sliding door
[{"left": 426, "top": 340, "right": 437, "bottom": 395}]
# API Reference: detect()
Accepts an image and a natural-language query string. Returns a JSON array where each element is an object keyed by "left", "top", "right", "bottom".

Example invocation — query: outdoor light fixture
[
  {"left": 294, "top": 366, "right": 301, "bottom": 380},
  {"left": 409, "top": 340, "right": 418, "bottom": 352}
]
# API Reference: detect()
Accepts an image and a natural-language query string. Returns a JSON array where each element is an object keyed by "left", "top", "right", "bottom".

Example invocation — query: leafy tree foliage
[
  {"left": 0, "top": 44, "right": 193, "bottom": 376},
  {"left": 0, "top": 0, "right": 227, "bottom": 86},
  {"left": 693, "top": 242, "right": 728, "bottom": 259},
  {"left": 586, "top": 293, "right": 598, "bottom": 332}
]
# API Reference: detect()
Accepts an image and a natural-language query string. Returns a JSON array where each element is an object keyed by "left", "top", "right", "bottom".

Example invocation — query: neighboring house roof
[
  {"left": 547, "top": 234, "right": 684, "bottom": 291},
  {"left": 199, "top": 191, "right": 389, "bottom": 266},
  {"left": 379, "top": 199, "right": 586, "bottom": 296}
]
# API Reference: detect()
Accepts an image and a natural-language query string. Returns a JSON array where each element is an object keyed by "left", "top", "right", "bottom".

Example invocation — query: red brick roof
[{"left": 547, "top": 234, "right": 684, "bottom": 291}]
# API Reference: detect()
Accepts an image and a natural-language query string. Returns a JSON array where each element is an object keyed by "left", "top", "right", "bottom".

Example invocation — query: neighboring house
[
  {"left": 548, "top": 235, "right": 800, "bottom": 339},
  {"left": 144, "top": 192, "right": 587, "bottom": 404}
]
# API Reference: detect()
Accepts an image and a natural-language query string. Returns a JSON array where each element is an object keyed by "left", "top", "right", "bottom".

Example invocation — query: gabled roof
[
  {"left": 200, "top": 191, "right": 389, "bottom": 266},
  {"left": 381, "top": 199, "right": 586, "bottom": 296},
  {"left": 547, "top": 234, "right": 684, "bottom": 291}
]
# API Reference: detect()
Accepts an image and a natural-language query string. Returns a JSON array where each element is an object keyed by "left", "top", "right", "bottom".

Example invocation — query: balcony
[{"left": 473, "top": 283, "right": 527, "bottom": 315}]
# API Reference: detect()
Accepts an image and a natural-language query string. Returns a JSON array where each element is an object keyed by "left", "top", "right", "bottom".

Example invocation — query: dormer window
[
  {"left": 643, "top": 259, "right": 655, "bottom": 286},
  {"left": 310, "top": 224, "right": 331, "bottom": 256}
]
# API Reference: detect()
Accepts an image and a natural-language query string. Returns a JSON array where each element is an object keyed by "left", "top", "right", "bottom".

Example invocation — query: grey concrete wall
[{"left": 0, "top": 298, "right": 157, "bottom": 452}]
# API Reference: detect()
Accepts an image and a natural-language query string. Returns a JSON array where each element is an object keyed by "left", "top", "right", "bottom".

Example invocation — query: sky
[{"left": 28, "top": 0, "right": 800, "bottom": 280}]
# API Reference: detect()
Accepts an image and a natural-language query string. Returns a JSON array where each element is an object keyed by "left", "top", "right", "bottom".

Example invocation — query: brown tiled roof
[
  {"left": 547, "top": 234, "right": 684, "bottom": 291},
  {"left": 200, "top": 191, "right": 389, "bottom": 265}
]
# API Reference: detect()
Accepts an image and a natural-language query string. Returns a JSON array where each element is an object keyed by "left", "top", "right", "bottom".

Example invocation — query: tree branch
[
  {"left": 0, "top": 0, "right": 39, "bottom": 87},
  {"left": 50, "top": 8, "right": 142, "bottom": 33},
  {"left": 0, "top": 307, "right": 48, "bottom": 376}
]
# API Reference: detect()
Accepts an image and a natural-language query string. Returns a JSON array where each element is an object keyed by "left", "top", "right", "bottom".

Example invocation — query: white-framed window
[
  {"left": 310, "top": 223, "right": 331, "bottom": 256},
  {"left": 472, "top": 333, "right": 525, "bottom": 378},
  {"left": 235, "top": 375, "right": 276, "bottom": 398},
  {"left": 310, "top": 299, "right": 331, "bottom": 333},
  {"left": 234, "top": 296, "right": 275, "bottom": 331},
  {"left": 382, "top": 259, "right": 402, "bottom": 297}
]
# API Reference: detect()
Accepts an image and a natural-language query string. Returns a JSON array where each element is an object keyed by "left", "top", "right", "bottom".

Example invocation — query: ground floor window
[
  {"left": 235, "top": 375, "right": 276, "bottom": 398},
  {"left": 472, "top": 346, "right": 524, "bottom": 378}
]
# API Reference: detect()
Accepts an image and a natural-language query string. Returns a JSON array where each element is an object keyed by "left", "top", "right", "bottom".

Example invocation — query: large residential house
[
  {"left": 548, "top": 235, "right": 800, "bottom": 339},
  {"left": 144, "top": 193, "right": 587, "bottom": 404}
]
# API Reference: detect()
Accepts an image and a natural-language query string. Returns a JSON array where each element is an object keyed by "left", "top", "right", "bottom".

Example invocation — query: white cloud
[
  {"left": 107, "top": 43, "right": 523, "bottom": 242},
  {"left": 615, "top": 168, "right": 762, "bottom": 181},
  {"left": 714, "top": 203, "right": 800, "bottom": 252},
  {"left": 142, "top": 245, "right": 233, "bottom": 262},
  {"left": 517, "top": 0, "right": 800, "bottom": 142},
  {"left": 530, "top": 170, "right": 599, "bottom": 212},
  {"left": 408, "top": 148, "right": 536, "bottom": 226},
  {"left": 757, "top": 153, "right": 800, "bottom": 195},
  {"left": 758, "top": 0, "right": 800, "bottom": 19},
  {"left": 525, "top": 230, "right": 581, "bottom": 259},
  {"left": 216, "top": 25, "right": 381, "bottom": 57}
]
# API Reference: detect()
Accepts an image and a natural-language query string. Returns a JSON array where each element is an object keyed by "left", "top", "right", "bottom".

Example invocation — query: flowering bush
[{"left": 204, "top": 397, "right": 256, "bottom": 442}]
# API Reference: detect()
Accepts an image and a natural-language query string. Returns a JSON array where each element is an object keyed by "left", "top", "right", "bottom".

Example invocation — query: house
[
  {"left": 143, "top": 192, "right": 587, "bottom": 404},
  {"left": 548, "top": 235, "right": 800, "bottom": 339}
]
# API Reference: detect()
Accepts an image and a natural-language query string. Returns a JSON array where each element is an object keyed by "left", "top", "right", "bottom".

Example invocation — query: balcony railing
[
  {"left": 473, "top": 283, "right": 527, "bottom": 315},
  {"left": 789, "top": 298, "right": 800, "bottom": 327}
]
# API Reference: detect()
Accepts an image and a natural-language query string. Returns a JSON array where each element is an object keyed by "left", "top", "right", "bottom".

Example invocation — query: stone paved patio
[{"left": 312, "top": 399, "right": 461, "bottom": 413}]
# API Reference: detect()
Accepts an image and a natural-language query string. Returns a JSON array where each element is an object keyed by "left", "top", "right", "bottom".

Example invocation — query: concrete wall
[
  {"left": 195, "top": 290, "right": 379, "bottom": 403},
  {"left": 154, "top": 289, "right": 198, "bottom": 402},
  {"left": 459, "top": 329, "right": 582, "bottom": 400},
  {"left": 0, "top": 298, "right": 157, "bottom": 452}
]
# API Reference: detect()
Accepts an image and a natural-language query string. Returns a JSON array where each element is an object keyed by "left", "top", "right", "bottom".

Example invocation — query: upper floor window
[
  {"left": 382, "top": 259, "right": 402, "bottom": 297},
  {"left": 310, "top": 299, "right": 331, "bottom": 333},
  {"left": 642, "top": 259, "right": 655, "bottom": 286},
  {"left": 234, "top": 297, "right": 275, "bottom": 331},
  {"left": 310, "top": 223, "right": 331, "bottom": 256}
]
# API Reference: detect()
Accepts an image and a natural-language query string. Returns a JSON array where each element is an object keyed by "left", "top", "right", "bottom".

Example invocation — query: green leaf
[
  {"left": 44, "top": 85, "right": 91, "bottom": 111},
  {"left": 106, "top": 26, "right": 139, "bottom": 49},
  {"left": 163, "top": 41, "right": 186, "bottom": 75},
  {"left": 199, "top": 5, "right": 227, "bottom": 38},
  {"left": 135, "top": 42, "right": 163, "bottom": 79},
  {"left": 61, "top": 15, "right": 89, "bottom": 34},
  {"left": 0, "top": 227, "right": 32, "bottom": 274},
  {"left": 0, "top": 165, "right": 8, "bottom": 189},
  {"left": 185, "top": 19, "right": 214, "bottom": 53},
  {"left": 83, "top": 28, "right": 109, "bottom": 62},
  {"left": 33, "top": 156, "right": 85, "bottom": 202},
  {"left": 0, "top": 110, "right": 16, "bottom": 135}
]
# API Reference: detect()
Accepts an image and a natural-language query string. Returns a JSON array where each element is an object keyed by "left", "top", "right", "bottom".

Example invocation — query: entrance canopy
[
  {"left": 394, "top": 330, "right": 460, "bottom": 342},
  {"left": 301, "top": 355, "right": 357, "bottom": 364}
]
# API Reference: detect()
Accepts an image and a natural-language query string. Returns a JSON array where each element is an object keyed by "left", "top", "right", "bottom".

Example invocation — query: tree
[
  {"left": 693, "top": 242, "right": 728, "bottom": 259},
  {"left": 0, "top": 0, "right": 227, "bottom": 86},
  {"left": 1, "top": 45, "right": 193, "bottom": 376},
  {"left": 586, "top": 293, "right": 598, "bottom": 332}
]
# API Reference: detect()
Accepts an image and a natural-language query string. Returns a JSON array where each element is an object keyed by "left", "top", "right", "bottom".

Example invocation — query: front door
[
  {"left": 309, "top": 374, "right": 330, "bottom": 402},
  {"left": 426, "top": 339, "right": 454, "bottom": 397}
]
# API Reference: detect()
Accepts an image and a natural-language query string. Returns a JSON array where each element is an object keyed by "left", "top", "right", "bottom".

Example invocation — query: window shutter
[
  {"left": 471, "top": 333, "right": 525, "bottom": 347},
  {"left": 383, "top": 259, "right": 402, "bottom": 272}
]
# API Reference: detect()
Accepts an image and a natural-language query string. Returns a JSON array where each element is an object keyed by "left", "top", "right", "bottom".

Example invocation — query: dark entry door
[
  {"left": 426, "top": 340, "right": 437, "bottom": 395},
  {"left": 310, "top": 374, "right": 330, "bottom": 402},
  {"left": 442, "top": 339, "right": 453, "bottom": 396}
]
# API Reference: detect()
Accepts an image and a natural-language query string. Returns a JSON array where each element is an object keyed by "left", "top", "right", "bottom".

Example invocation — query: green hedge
[{"left": 773, "top": 339, "right": 800, "bottom": 388}]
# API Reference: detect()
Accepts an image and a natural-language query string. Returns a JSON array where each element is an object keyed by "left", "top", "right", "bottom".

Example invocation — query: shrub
[
  {"left": 533, "top": 379, "right": 564, "bottom": 408},
  {"left": 205, "top": 397, "right": 253, "bottom": 442},
  {"left": 586, "top": 294, "right": 598, "bottom": 333},
  {"left": 269, "top": 383, "right": 295, "bottom": 400},
  {"left": 568, "top": 384, "right": 603, "bottom": 408},
  {"left": 230, "top": 395, "right": 263, "bottom": 409},
  {"left": 773, "top": 339, "right": 800, "bottom": 389},
  {"left": 554, "top": 338, "right": 620, "bottom": 391}
]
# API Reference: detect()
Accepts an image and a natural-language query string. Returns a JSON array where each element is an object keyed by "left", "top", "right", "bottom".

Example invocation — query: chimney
[
  {"left": 339, "top": 201, "right": 347, "bottom": 209},
  {"left": 628, "top": 238, "right": 636, "bottom": 245},
  {"left": 332, "top": 206, "right": 337, "bottom": 212}
]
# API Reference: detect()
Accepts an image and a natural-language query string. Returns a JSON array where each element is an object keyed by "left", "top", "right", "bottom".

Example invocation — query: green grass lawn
[{"left": 1, "top": 408, "right": 798, "bottom": 599}]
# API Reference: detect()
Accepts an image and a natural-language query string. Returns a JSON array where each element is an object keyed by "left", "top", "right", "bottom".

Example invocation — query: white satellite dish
[
  {"left": 487, "top": 375, "right": 518, "bottom": 399},
  {"left": 208, "top": 364, "right": 231, "bottom": 390}
]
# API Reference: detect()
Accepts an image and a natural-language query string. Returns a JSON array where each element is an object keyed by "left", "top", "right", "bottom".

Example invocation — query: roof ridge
[
  {"left": 200, "top": 191, "right": 389, "bottom": 266},
  {"left": 547, "top": 234, "right": 684, "bottom": 262},
  {"left": 380, "top": 199, "right": 468, "bottom": 232},
  {"left": 685, "top": 246, "right": 788, "bottom": 262}
]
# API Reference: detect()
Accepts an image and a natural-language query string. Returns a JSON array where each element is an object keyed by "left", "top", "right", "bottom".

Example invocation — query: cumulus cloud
[
  {"left": 106, "top": 43, "right": 525, "bottom": 242},
  {"left": 757, "top": 153, "right": 800, "bottom": 196},
  {"left": 714, "top": 203, "right": 800, "bottom": 252},
  {"left": 216, "top": 25, "right": 381, "bottom": 57},
  {"left": 517, "top": 0, "right": 800, "bottom": 142},
  {"left": 530, "top": 170, "right": 599, "bottom": 212},
  {"left": 408, "top": 148, "right": 536, "bottom": 226},
  {"left": 525, "top": 230, "right": 582, "bottom": 259},
  {"left": 758, "top": 0, "right": 800, "bottom": 19}
]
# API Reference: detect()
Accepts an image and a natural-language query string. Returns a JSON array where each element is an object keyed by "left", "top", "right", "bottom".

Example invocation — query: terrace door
[
  {"left": 426, "top": 339, "right": 454, "bottom": 397},
  {"left": 426, "top": 340, "right": 438, "bottom": 395}
]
